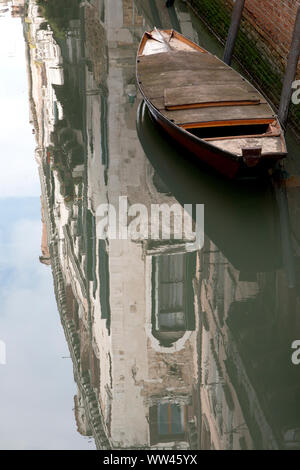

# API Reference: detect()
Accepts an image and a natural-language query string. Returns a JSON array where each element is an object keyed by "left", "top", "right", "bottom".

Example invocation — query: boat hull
[{"left": 145, "top": 98, "right": 284, "bottom": 179}]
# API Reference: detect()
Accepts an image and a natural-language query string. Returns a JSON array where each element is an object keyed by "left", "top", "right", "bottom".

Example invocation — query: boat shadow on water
[{"left": 137, "top": 100, "right": 282, "bottom": 275}]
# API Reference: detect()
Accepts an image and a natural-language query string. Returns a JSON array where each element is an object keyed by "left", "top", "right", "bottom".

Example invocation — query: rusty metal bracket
[{"left": 242, "top": 147, "right": 262, "bottom": 167}]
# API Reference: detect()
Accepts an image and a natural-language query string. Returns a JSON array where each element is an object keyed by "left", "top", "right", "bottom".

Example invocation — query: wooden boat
[{"left": 136, "top": 29, "right": 287, "bottom": 179}]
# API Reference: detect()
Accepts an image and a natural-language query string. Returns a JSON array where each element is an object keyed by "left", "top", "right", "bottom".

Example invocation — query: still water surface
[{"left": 0, "top": 0, "right": 300, "bottom": 450}]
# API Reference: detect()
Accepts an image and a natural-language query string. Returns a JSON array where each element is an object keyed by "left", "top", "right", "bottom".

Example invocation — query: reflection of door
[
  {"left": 149, "top": 403, "right": 187, "bottom": 445},
  {"left": 151, "top": 253, "right": 196, "bottom": 345}
]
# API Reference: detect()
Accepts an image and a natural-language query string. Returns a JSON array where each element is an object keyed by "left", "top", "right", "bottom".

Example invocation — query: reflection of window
[
  {"left": 86, "top": 210, "right": 97, "bottom": 289},
  {"left": 159, "top": 311, "right": 185, "bottom": 331},
  {"left": 151, "top": 253, "right": 196, "bottom": 346},
  {"left": 101, "top": 95, "right": 109, "bottom": 168},
  {"left": 98, "top": 240, "right": 111, "bottom": 332},
  {"left": 149, "top": 404, "right": 187, "bottom": 445},
  {"left": 158, "top": 404, "right": 185, "bottom": 435},
  {"left": 91, "top": 349, "right": 100, "bottom": 390},
  {"left": 99, "top": 0, "right": 105, "bottom": 22}
]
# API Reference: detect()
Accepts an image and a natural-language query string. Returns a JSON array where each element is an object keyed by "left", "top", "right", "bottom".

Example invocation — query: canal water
[{"left": 0, "top": 0, "right": 299, "bottom": 450}]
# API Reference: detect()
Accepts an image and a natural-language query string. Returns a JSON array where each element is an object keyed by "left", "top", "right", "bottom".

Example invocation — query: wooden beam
[
  {"left": 278, "top": 6, "right": 300, "bottom": 130},
  {"left": 223, "top": 0, "right": 245, "bottom": 66},
  {"left": 148, "top": 0, "right": 162, "bottom": 28},
  {"left": 181, "top": 118, "right": 274, "bottom": 129},
  {"left": 166, "top": 100, "right": 260, "bottom": 110},
  {"left": 164, "top": 83, "right": 263, "bottom": 109}
]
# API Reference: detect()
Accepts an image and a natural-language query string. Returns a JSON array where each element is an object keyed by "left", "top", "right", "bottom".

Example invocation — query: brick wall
[
  {"left": 241, "top": 0, "right": 300, "bottom": 74},
  {"left": 186, "top": 0, "right": 300, "bottom": 132}
]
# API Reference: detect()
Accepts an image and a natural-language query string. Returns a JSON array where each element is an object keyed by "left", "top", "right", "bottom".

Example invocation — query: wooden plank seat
[
  {"left": 149, "top": 99, "right": 275, "bottom": 126},
  {"left": 164, "top": 84, "right": 263, "bottom": 110}
]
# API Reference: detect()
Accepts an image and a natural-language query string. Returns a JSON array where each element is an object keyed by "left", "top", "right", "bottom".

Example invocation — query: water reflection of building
[
  {"left": 25, "top": 0, "right": 300, "bottom": 450},
  {"left": 198, "top": 238, "right": 269, "bottom": 449},
  {"left": 78, "top": 0, "right": 200, "bottom": 449},
  {"left": 198, "top": 236, "right": 300, "bottom": 450},
  {"left": 26, "top": 0, "right": 200, "bottom": 450},
  {"left": 0, "top": 0, "right": 26, "bottom": 17}
]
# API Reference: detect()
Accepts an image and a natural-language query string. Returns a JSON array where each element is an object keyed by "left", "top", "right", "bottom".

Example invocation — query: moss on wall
[
  {"left": 36, "top": 0, "right": 81, "bottom": 40},
  {"left": 186, "top": 0, "right": 300, "bottom": 133}
]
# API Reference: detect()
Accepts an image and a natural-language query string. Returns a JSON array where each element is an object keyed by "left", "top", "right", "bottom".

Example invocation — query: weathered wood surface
[
  {"left": 139, "top": 68, "right": 243, "bottom": 86},
  {"left": 153, "top": 103, "right": 275, "bottom": 126},
  {"left": 138, "top": 50, "right": 225, "bottom": 72},
  {"left": 164, "top": 84, "right": 263, "bottom": 108},
  {"left": 209, "top": 136, "right": 283, "bottom": 156},
  {"left": 138, "top": 69, "right": 244, "bottom": 99},
  {"left": 137, "top": 49, "right": 275, "bottom": 124}
]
